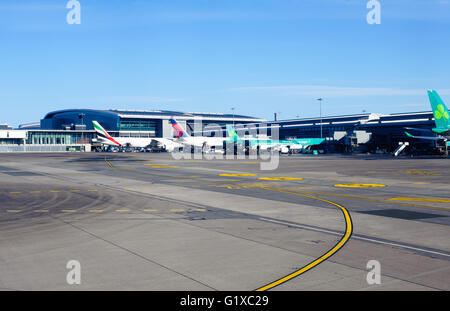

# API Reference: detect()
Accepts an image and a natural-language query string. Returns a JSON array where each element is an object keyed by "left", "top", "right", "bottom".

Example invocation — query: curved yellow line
[{"left": 255, "top": 187, "right": 353, "bottom": 291}]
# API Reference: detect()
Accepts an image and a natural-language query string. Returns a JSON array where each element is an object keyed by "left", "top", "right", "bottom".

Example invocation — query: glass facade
[
  {"left": 119, "top": 119, "right": 158, "bottom": 136},
  {"left": 120, "top": 119, "right": 157, "bottom": 131},
  {"left": 26, "top": 131, "right": 95, "bottom": 145},
  {"left": 0, "top": 138, "right": 23, "bottom": 145}
]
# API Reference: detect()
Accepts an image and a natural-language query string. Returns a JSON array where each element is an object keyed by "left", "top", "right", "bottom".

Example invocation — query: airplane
[
  {"left": 404, "top": 90, "right": 450, "bottom": 143},
  {"left": 225, "top": 125, "right": 325, "bottom": 154},
  {"left": 92, "top": 120, "right": 182, "bottom": 152},
  {"left": 169, "top": 118, "right": 233, "bottom": 151}
]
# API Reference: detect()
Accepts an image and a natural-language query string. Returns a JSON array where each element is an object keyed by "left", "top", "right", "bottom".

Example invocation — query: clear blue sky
[{"left": 1, "top": 0, "right": 449, "bottom": 127}]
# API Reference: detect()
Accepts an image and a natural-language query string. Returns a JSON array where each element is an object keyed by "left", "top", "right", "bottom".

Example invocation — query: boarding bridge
[{"left": 393, "top": 142, "right": 409, "bottom": 157}]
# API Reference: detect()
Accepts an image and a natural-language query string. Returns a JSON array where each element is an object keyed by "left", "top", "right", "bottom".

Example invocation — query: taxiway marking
[
  {"left": 334, "top": 183, "right": 386, "bottom": 188},
  {"left": 219, "top": 173, "right": 258, "bottom": 177},
  {"left": 254, "top": 186, "right": 353, "bottom": 291},
  {"left": 258, "top": 177, "right": 304, "bottom": 181}
]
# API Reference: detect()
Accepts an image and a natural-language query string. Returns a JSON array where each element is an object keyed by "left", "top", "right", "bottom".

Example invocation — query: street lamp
[
  {"left": 317, "top": 98, "right": 323, "bottom": 139},
  {"left": 231, "top": 107, "right": 235, "bottom": 127},
  {"left": 78, "top": 113, "right": 85, "bottom": 148}
]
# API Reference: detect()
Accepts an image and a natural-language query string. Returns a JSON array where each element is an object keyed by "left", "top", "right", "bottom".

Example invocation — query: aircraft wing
[
  {"left": 404, "top": 127, "right": 434, "bottom": 135},
  {"left": 404, "top": 131, "right": 444, "bottom": 141}
]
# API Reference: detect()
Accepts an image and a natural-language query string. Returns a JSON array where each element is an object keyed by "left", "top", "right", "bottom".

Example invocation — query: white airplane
[
  {"left": 169, "top": 118, "right": 232, "bottom": 150},
  {"left": 92, "top": 120, "right": 182, "bottom": 152}
]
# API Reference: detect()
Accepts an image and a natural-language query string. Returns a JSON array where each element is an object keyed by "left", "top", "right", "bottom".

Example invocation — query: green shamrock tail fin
[{"left": 428, "top": 90, "right": 450, "bottom": 134}]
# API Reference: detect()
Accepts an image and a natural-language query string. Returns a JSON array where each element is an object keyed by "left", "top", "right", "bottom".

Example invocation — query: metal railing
[{"left": 0, "top": 145, "right": 83, "bottom": 153}]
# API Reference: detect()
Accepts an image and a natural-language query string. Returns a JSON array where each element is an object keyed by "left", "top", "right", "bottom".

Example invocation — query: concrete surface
[{"left": 0, "top": 152, "right": 448, "bottom": 290}]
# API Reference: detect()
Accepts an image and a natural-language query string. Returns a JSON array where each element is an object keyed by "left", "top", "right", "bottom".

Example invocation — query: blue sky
[{"left": 1, "top": 0, "right": 450, "bottom": 127}]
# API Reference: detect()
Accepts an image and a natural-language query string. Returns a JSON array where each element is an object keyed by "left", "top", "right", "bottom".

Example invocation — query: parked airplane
[
  {"left": 92, "top": 120, "right": 182, "bottom": 151},
  {"left": 169, "top": 118, "right": 233, "bottom": 150},
  {"left": 225, "top": 125, "right": 325, "bottom": 153}
]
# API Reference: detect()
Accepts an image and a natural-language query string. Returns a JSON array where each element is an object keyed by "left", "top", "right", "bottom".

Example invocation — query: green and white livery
[{"left": 226, "top": 125, "right": 325, "bottom": 153}]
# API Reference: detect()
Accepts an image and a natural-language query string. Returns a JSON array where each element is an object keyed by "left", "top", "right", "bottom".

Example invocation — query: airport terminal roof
[{"left": 42, "top": 109, "right": 264, "bottom": 121}]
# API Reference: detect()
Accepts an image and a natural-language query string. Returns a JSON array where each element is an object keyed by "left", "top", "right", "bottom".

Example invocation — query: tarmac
[{"left": 0, "top": 152, "right": 449, "bottom": 290}]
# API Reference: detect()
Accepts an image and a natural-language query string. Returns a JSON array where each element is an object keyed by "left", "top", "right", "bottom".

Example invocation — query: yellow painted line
[
  {"left": 87, "top": 189, "right": 98, "bottom": 192},
  {"left": 213, "top": 184, "right": 242, "bottom": 189},
  {"left": 105, "top": 156, "right": 212, "bottom": 184},
  {"left": 219, "top": 173, "right": 257, "bottom": 177},
  {"left": 334, "top": 183, "right": 386, "bottom": 188},
  {"left": 169, "top": 209, "right": 185, "bottom": 212},
  {"left": 144, "top": 163, "right": 170, "bottom": 166},
  {"left": 61, "top": 210, "right": 76, "bottom": 213},
  {"left": 388, "top": 197, "right": 450, "bottom": 203},
  {"left": 258, "top": 177, "right": 304, "bottom": 181},
  {"left": 69, "top": 190, "right": 80, "bottom": 192},
  {"left": 255, "top": 186, "right": 353, "bottom": 291},
  {"left": 9, "top": 192, "right": 21, "bottom": 194},
  {"left": 105, "top": 157, "right": 117, "bottom": 169},
  {"left": 190, "top": 175, "right": 202, "bottom": 178},
  {"left": 6, "top": 210, "right": 22, "bottom": 213},
  {"left": 34, "top": 209, "right": 49, "bottom": 213},
  {"left": 367, "top": 171, "right": 376, "bottom": 173},
  {"left": 412, "top": 182, "right": 430, "bottom": 185},
  {"left": 280, "top": 190, "right": 450, "bottom": 212},
  {"left": 150, "top": 166, "right": 181, "bottom": 168},
  {"left": 116, "top": 209, "right": 130, "bottom": 212},
  {"left": 50, "top": 190, "right": 61, "bottom": 193},
  {"left": 193, "top": 208, "right": 207, "bottom": 212},
  {"left": 89, "top": 210, "right": 104, "bottom": 213},
  {"left": 402, "top": 170, "right": 440, "bottom": 176},
  {"left": 143, "top": 209, "right": 157, "bottom": 212},
  {"left": 292, "top": 192, "right": 385, "bottom": 200}
]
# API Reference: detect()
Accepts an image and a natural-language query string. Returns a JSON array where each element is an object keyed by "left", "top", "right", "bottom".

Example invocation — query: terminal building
[
  {"left": 268, "top": 111, "right": 440, "bottom": 153},
  {"left": 212, "top": 111, "right": 442, "bottom": 154},
  {"left": 0, "top": 109, "right": 264, "bottom": 152},
  {"left": 0, "top": 108, "right": 444, "bottom": 154}
]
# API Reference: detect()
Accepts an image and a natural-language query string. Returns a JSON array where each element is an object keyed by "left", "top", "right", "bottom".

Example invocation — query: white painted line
[
  {"left": 260, "top": 217, "right": 342, "bottom": 236},
  {"left": 259, "top": 217, "right": 450, "bottom": 258}
]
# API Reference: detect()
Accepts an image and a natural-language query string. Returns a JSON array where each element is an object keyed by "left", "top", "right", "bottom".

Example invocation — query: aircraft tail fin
[
  {"left": 92, "top": 121, "right": 122, "bottom": 146},
  {"left": 226, "top": 125, "right": 242, "bottom": 142},
  {"left": 428, "top": 90, "right": 450, "bottom": 134},
  {"left": 169, "top": 118, "right": 190, "bottom": 138}
]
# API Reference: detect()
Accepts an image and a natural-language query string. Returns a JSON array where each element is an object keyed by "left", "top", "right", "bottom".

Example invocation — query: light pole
[
  {"left": 78, "top": 113, "right": 85, "bottom": 149},
  {"left": 231, "top": 107, "right": 235, "bottom": 127},
  {"left": 317, "top": 98, "right": 323, "bottom": 139}
]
